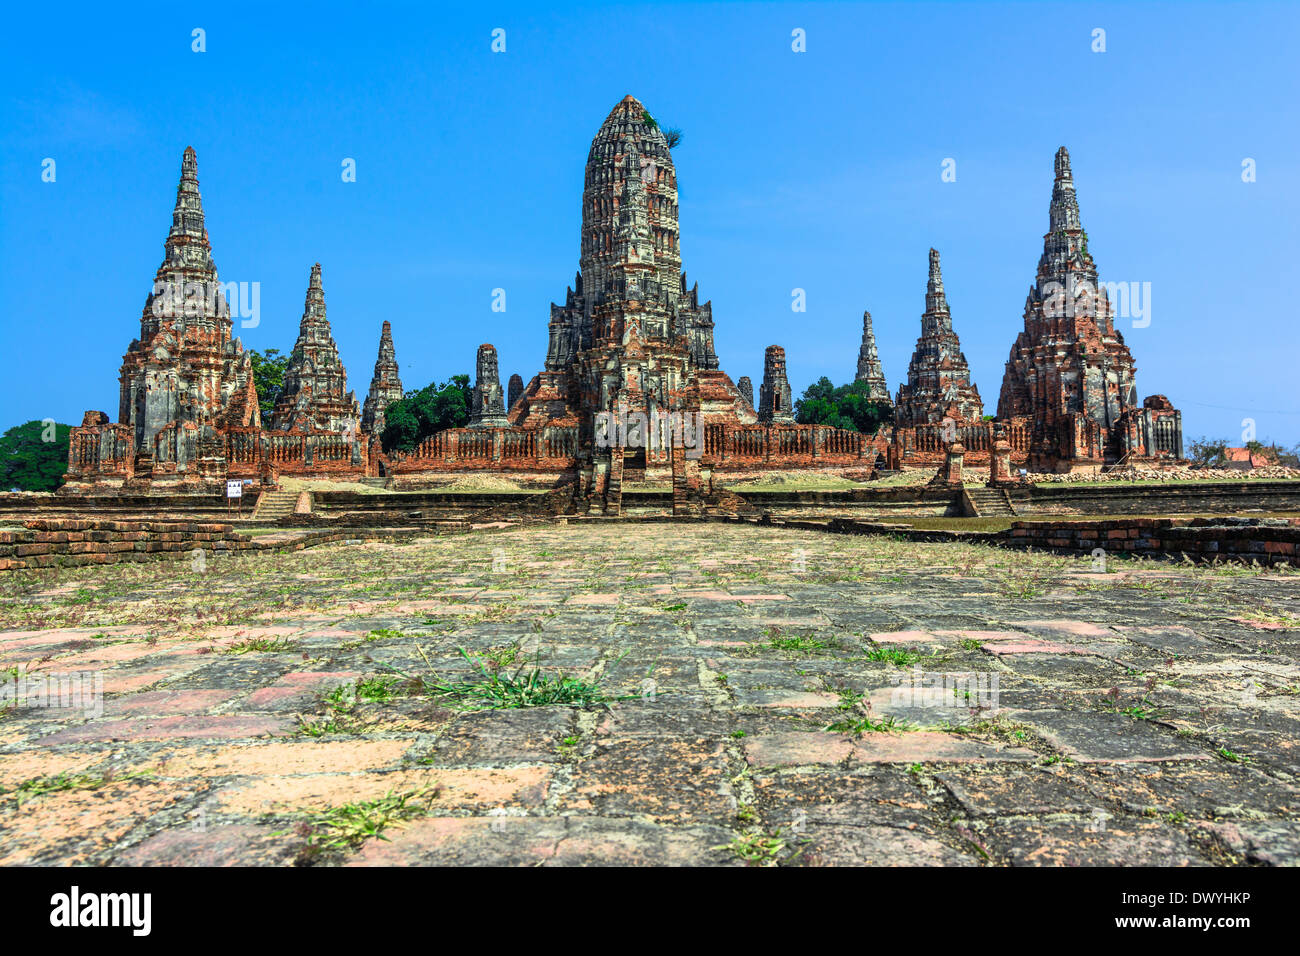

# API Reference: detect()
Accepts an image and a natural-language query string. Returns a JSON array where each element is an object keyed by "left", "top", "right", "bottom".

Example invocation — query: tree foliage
[
  {"left": 794, "top": 378, "right": 891, "bottom": 436},
  {"left": 248, "top": 348, "right": 291, "bottom": 421},
  {"left": 1187, "top": 436, "right": 1300, "bottom": 468},
  {"left": 380, "top": 375, "right": 472, "bottom": 453},
  {"left": 1187, "top": 436, "right": 1228, "bottom": 467},
  {"left": 1, "top": 419, "right": 72, "bottom": 492}
]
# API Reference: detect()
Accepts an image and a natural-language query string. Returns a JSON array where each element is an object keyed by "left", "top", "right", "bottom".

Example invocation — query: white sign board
[{"left": 226, "top": 480, "right": 243, "bottom": 499}]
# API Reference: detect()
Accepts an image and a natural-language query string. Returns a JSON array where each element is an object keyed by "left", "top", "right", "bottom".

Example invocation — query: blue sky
[{"left": 2, "top": 1, "right": 1297, "bottom": 444}]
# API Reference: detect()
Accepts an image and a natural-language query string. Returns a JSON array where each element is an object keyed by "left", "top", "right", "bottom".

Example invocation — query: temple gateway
[{"left": 64, "top": 96, "right": 1182, "bottom": 504}]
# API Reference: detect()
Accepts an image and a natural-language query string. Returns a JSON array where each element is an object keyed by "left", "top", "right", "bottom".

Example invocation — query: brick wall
[
  {"left": 1002, "top": 517, "right": 1300, "bottom": 565},
  {"left": 0, "top": 519, "right": 421, "bottom": 572}
]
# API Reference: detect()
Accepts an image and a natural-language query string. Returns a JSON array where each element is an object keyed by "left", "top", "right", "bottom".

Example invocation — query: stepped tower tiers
[
  {"left": 469, "top": 344, "right": 510, "bottom": 427},
  {"left": 513, "top": 94, "right": 754, "bottom": 438},
  {"left": 997, "top": 147, "right": 1182, "bottom": 470},
  {"left": 270, "top": 263, "right": 361, "bottom": 434},
  {"left": 360, "top": 320, "right": 404, "bottom": 436},
  {"left": 854, "top": 310, "right": 891, "bottom": 403},
  {"left": 894, "top": 249, "right": 984, "bottom": 428},
  {"left": 507, "top": 373, "right": 524, "bottom": 412},
  {"left": 117, "top": 147, "right": 259, "bottom": 459}
]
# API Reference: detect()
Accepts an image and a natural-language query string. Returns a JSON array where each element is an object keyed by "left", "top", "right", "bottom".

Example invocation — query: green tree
[
  {"left": 1, "top": 419, "right": 72, "bottom": 492},
  {"left": 248, "top": 348, "right": 291, "bottom": 421},
  {"left": 1187, "top": 436, "right": 1228, "bottom": 467},
  {"left": 794, "top": 378, "right": 891, "bottom": 436},
  {"left": 380, "top": 375, "right": 472, "bottom": 453}
]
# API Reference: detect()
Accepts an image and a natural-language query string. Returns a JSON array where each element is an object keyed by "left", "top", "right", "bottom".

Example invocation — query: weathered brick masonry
[
  {"left": 62, "top": 115, "right": 1183, "bottom": 498},
  {"left": 0, "top": 519, "right": 421, "bottom": 572}
]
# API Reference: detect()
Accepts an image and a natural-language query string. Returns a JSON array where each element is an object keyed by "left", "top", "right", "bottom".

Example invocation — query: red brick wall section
[
  {"left": 1002, "top": 518, "right": 1300, "bottom": 565},
  {"left": 0, "top": 519, "right": 419, "bottom": 572}
]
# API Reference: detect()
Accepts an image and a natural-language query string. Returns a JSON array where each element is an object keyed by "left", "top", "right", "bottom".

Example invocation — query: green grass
[
  {"left": 859, "top": 646, "right": 921, "bottom": 666},
  {"left": 5, "top": 769, "right": 152, "bottom": 807},
  {"left": 767, "top": 634, "right": 835, "bottom": 652},
  {"left": 825, "top": 713, "right": 907, "bottom": 734},
  {"left": 412, "top": 647, "right": 632, "bottom": 711},
  {"left": 223, "top": 636, "right": 297, "bottom": 654},
  {"left": 298, "top": 789, "right": 437, "bottom": 853},
  {"left": 714, "top": 829, "right": 806, "bottom": 866}
]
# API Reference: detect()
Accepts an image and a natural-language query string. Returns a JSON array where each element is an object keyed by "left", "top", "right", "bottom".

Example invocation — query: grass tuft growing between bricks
[
  {"left": 223, "top": 636, "right": 298, "bottom": 655},
  {"left": 413, "top": 647, "right": 633, "bottom": 711},
  {"left": 4, "top": 769, "right": 153, "bottom": 808},
  {"left": 291, "top": 788, "right": 439, "bottom": 860},
  {"left": 714, "top": 829, "right": 808, "bottom": 867}
]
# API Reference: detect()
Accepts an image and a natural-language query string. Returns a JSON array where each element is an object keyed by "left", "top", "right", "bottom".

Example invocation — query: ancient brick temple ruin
[
  {"left": 996, "top": 147, "right": 1183, "bottom": 471},
  {"left": 894, "top": 249, "right": 984, "bottom": 428},
  {"left": 62, "top": 104, "right": 1183, "bottom": 496},
  {"left": 385, "top": 94, "right": 876, "bottom": 496},
  {"left": 468, "top": 344, "right": 509, "bottom": 428},
  {"left": 107, "top": 146, "right": 262, "bottom": 487},
  {"left": 65, "top": 149, "right": 378, "bottom": 493},
  {"left": 359, "top": 321, "right": 404, "bottom": 437},
  {"left": 270, "top": 263, "right": 361, "bottom": 436},
  {"left": 758, "top": 346, "right": 794, "bottom": 425},
  {"left": 855, "top": 311, "right": 891, "bottom": 404}
]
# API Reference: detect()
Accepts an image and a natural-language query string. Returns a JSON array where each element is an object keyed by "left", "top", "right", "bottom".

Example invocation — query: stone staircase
[
  {"left": 965, "top": 487, "right": 1017, "bottom": 517},
  {"left": 253, "top": 490, "right": 301, "bottom": 522}
]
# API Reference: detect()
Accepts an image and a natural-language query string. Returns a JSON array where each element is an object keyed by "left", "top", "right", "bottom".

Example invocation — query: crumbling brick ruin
[
  {"left": 386, "top": 95, "right": 876, "bottom": 500},
  {"left": 468, "top": 344, "right": 510, "bottom": 428},
  {"left": 855, "top": 311, "right": 891, "bottom": 404},
  {"left": 270, "top": 263, "right": 362, "bottom": 436},
  {"left": 359, "top": 320, "right": 404, "bottom": 437},
  {"left": 894, "top": 249, "right": 984, "bottom": 428},
  {"left": 996, "top": 148, "right": 1183, "bottom": 472},
  {"left": 758, "top": 346, "right": 794, "bottom": 425},
  {"left": 62, "top": 115, "right": 1183, "bottom": 498}
]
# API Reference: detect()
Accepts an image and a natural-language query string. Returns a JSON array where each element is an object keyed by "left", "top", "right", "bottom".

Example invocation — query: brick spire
[
  {"left": 360, "top": 320, "right": 404, "bottom": 436},
  {"left": 997, "top": 147, "right": 1155, "bottom": 468},
  {"left": 854, "top": 310, "right": 890, "bottom": 402},
  {"left": 140, "top": 146, "right": 226, "bottom": 340},
  {"left": 544, "top": 94, "right": 717, "bottom": 374},
  {"left": 271, "top": 263, "right": 360, "bottom": 433},
  {"left": 924, "top": 249, "right": 951, "bottom": 327},
  {"left": 119, "top": 146, "right": 255, "bottom": 451},
  {"left": 164, "top": 146, "right": 216, "bottom": 277},
  {"left": 1048, "top": 146, "right": 1082, "bottom": 232},
  {"left": 894, "top": 248, "right": 983, "bottom": 427}
]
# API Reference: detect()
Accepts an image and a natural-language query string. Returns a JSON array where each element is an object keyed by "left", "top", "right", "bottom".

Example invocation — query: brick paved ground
[{"left": 2, "top": 524, "right": 1299, "bottom": 866}]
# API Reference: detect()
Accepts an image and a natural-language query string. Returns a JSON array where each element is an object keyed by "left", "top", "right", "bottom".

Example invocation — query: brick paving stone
[
  {"left": 1010, "top": 711, "right": 1211, "bottom": 763},
  {"left": 0, "top": 523, "right": 1296, "bottom": 866},
  {"left": 978, "top": 818, "right": 1209, "bottom": 866}
]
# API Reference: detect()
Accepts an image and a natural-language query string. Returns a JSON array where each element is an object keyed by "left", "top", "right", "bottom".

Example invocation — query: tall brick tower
[
  {"left": 997, "top": 147, "right": 1179, "bottom": 470},
  {"left": 469, "top": 344, "right": 509, "bottom": 427},
  {"left": 360, "top": 320, "right": 404, "bottom": 437},
  {"left": 271, "top": 263, "right": 360, "bottom": 434},
  {"left": 758, "top": 346, "right": 794, "bottom": 424},
  {"left": 117, "top": 147, "right": 258, "bottom": 457},
  {"left": 513, "top": 95, "right": 753, "bottom": 436},
  {"left": 894, "top": 249, "right": 983, "bottom": 427},
  {"left": 854, "top": 310, "right": 891, "bottom": 403}
]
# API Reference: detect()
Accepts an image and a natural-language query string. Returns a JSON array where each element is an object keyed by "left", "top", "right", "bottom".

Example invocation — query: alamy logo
[
  {"left": 49, "top": 886, "right": 151, "bottom": 936},
  {"left": 151, "top": 278, "right": 261, "bottom": 328},
  {"left": 888, "top": 666, "right": 999, "bottom": 710},
  {"left": 594, "top": 403, "right": 703, "bottom": 459},
  {"left": 1040, "top": 276, "right": 1150, "bottom": 329},
  {"left": 1, "top": 671, "right": 103, "bottom": 718}
]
